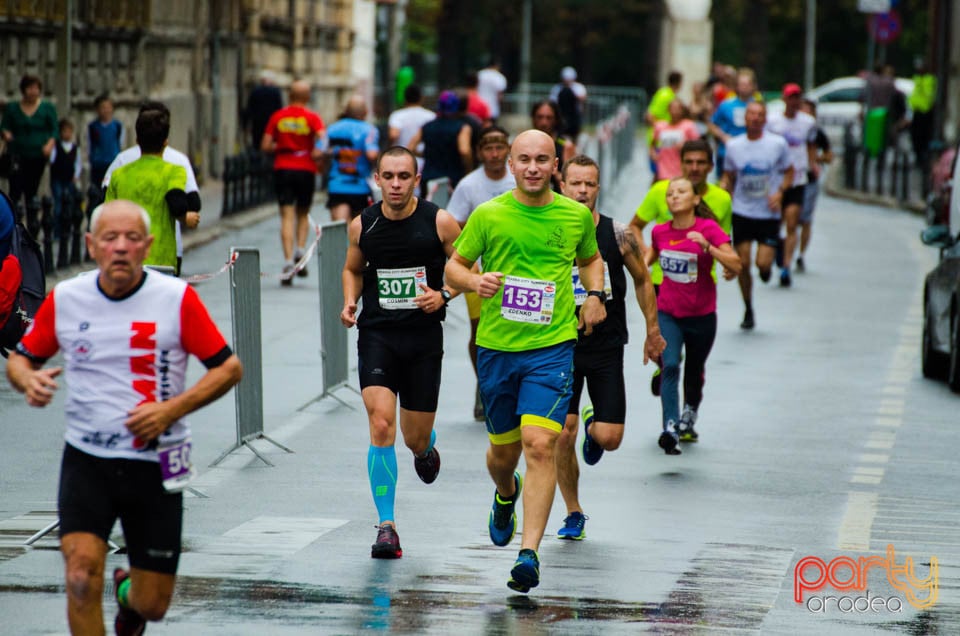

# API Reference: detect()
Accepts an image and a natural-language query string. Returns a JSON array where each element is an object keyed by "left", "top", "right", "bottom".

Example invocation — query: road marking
[
  {"left": 873, "top": 416, "right": 902, "bottom": 428},
  {"left": 179, "top": 515, "right": 349, "bottom": 579},
  {"left": 838, "top": 491, "right": 879, "bottom": 550},
  {"left": 858, "top": 453, "right": 890, "bottom": 463}
]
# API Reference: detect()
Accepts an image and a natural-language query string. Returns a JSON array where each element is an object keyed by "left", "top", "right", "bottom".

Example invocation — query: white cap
[{"left": 561, "top": 66, "right": 577, "bottom": 81}]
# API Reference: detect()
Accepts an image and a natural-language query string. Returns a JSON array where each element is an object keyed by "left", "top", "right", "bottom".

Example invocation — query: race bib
[
  {"left": 660, "top": 249, "right": 698, "bottom": 283},
  {"left": 158, "top": 438, "right": 196, "bottom": 493},
  {"left": 741, "top": 173, "right": 769, "bottom": 199},
  {"left": 572, "top": 262, "right": 612, "bottom": 307},
  {"left": 377, "top": 266, "right": 427, "bottom": 309},
  {"left": 501, "top": 275, "right": 555, "bottom": 324}
]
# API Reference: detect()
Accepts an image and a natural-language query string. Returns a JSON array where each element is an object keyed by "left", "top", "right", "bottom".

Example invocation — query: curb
[{"left": 824, "top": 165, "right": 924, "bottom": 216}]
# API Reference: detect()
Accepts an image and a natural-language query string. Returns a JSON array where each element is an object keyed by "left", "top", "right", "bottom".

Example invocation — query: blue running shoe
[
  {"left": 489, "top": 471, "right": 522, "bottom": 546},
  {"left": 507, "top": 548, "right": 540, "bottom": 593},
  {"left": 557, "top": 511, "right": 587, "bottom": 540},
  {"left": 581, "top": 405, "right": 604, "bottom": 466}
]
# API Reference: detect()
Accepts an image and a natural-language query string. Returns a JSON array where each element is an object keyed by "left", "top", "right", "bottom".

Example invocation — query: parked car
[
  {"left": 921, "top": 138, "right": 960, "bottom": 391},
  {"left": 767, "top": 76, "right": 915, "bottom": 149}
]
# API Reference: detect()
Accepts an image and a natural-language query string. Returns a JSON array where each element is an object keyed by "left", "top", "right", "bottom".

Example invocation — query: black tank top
[
  {"left": 358, "top": 199, "right": 447, "bottom": 329},
  {"left": 576, "top": 214, "right": 628, "bottom": 349}
]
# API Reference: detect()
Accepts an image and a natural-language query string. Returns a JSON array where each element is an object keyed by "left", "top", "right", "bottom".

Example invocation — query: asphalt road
[{"left": 1, "top": 181, "right": 958, "bottom": 634}]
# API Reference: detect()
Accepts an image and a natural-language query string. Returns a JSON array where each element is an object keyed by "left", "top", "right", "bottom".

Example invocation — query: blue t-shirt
[
  {"left": 87, "top": 119, "right": 124, "bottom": 171},
  {"left": 323, "top": 118, "right": 380, "bottom": 195},
  {"left": 711, "top": 97, "right": 749, "bottom": 157}
]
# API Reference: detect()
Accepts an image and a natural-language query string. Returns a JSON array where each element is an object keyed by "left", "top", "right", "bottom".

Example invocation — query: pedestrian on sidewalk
[
  {"left": 340, "top": 146, "right": 462, "bottom": 559},
  {"left": 554, "top": 155, "right": 664, "bottom": 540},
  {"left": 261, "top": 80, "right": 325, "bottom": 284},
  {"left": 445, "top": 129, "right": 606, "bottom": 593},
  {"left": 646, "top": 177, "right": 740, "bottom": 454},
  {"left": 86, "top": 93, "right": 124, "bottom": 211},
  {"left": 5, "top": 200, "right": 242, "bottom": 636}
]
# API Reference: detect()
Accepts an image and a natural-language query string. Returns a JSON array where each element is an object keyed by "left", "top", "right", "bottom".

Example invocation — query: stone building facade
[{"left": 0, "top": 0, "right": 376, "bottom": 183}]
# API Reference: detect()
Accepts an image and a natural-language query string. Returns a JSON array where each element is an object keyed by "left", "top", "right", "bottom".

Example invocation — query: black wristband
[{"left": 587, "top": 290, "right": 607, "bottom": 302}]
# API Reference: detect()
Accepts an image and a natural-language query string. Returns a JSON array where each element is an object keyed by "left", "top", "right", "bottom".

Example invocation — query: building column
[{"left": 660, "top": 0, "right": 712, "bottom": 104}]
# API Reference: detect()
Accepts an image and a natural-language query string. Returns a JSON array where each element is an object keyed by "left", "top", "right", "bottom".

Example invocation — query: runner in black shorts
[
  {"left": 554, "top": 156, "right": 665, "bottom": 540},
  {"left": 6, "top": 200, "right": 242, "bottom": 635},
  {"left": 341, "top": 146, "right": 462, "bottom": 559},
  {"left": 721, "top": 101, "right": 793, "bottom": 330}
]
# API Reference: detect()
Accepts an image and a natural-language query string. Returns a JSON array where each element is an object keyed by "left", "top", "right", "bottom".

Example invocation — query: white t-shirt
[
  {"left": 765, "top": 111, "right": 817, "bottom": 186},
  {"left": 477, "top": 68, "right": 508, "bottom": 118},
  {"left": 102, "top": 146, "right": 199, "bottom": 258},
  {"left": 446, "top": 167, "right": 516, "bottom": 225},
  {"left": 725, "top": 132, "right": 791, "bottom": 220},
  {"left": 549, "top": 82, "right": 587, "bottom": 103},
  {"left": 388, "top": 105, "right": 437, "bottom": 150}
]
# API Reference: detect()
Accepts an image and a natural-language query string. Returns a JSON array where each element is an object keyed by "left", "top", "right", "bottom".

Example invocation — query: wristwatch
[
  {"left": 440, "top": 288, "right": 452, "bottom": 305},
  {"left": 586, "top": 290, "right": 607, "bottom": 303}
]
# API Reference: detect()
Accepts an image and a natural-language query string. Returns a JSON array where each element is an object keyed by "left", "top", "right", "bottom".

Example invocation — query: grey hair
[{"left": 89, "top": 200, "right": 151, "bottom": 235}]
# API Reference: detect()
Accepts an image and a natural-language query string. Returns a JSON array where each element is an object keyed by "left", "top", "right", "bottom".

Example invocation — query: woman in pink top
[
  {"left": 650, "top": 99, "right": 701, "bottom": 181},
  {"left": 647, "top": 177, "right": 741, "bottom": 454}
]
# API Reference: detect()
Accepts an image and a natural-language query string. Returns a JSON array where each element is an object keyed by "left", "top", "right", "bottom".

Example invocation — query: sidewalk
[{"left": 47, "top": 178, "right": 281, "bottom": 285}]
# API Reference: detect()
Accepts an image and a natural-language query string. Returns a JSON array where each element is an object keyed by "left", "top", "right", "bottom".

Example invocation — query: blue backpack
[{"left": 0, "top": 191, "right": 46, "bottom": 357}]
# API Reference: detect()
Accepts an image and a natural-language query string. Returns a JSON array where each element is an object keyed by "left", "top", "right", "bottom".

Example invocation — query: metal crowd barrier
[
  {"left": 300, "top": 220, "right": 361, "bottom": 410},
  {"left": 579, "top": 104, "right": 638, "bottom": 209},
  {"left": 221, "top": 150, "right": 274, "bottom": 216},
  {"left": 841, "top": 122, "right": 923, "bottom": 204},
  {"left": 211, "top": 246, "right": 294, "bottom": 467}
]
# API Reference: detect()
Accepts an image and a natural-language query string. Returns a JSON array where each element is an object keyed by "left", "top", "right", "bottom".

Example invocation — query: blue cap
[
  {"left": 437, "top": 90, "right": 460, "bottom": 114},
  {"left": 0, "top": 191, "right": 14, "bottom": 260}
]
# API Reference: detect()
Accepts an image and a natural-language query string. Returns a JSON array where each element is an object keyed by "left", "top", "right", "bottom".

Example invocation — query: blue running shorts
[{"left": 477, "top": 341, "right": 575, "bottom": 445}]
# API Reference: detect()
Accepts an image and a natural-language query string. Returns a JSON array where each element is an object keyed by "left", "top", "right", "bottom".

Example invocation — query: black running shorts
[
  {"left": 731, "top": 213, "right": 781, "bottom": 248},
  {"left": 326, "top": 193, "right": 371, "bottom": 217},
  {"left": 357, "top": 324, "right": 443, "bottom": 412},
  {"left": 567, "top": 345, "right": 626, "bottom": 423},
  {"left": 781, "top": 184, "right": 806, "bottom": 209},
  {"left": 58, "top": 443, "right": 183, "bottom": 574},
  {"left": 274, "top": 169, "right": 316, "bottom": 208}
]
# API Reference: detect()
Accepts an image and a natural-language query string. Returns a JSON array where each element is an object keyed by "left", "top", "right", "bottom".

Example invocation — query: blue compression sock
[
  {"left": 424, "top": 429, "right": 436, "bottom": 455},
  {"left": 368, "top": 445, "right": 398, "bottom": 524}
]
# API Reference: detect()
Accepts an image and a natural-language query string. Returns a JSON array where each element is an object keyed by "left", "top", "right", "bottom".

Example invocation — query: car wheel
[
  {"left": 949, "top": 311, "right": 960, "bottom": 393},
  {"left": 922, "top": 309, "right": 948, "bottom": 379}
]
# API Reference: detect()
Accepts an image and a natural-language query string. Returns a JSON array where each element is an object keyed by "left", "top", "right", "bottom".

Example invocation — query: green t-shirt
[
  {"left": 0, "top": 101, "right": 58, "bottom": 158},
  {"left": 645, "top": 86, "right": 675, "bottom": 143},
  {"left": 454, "top": 191, "right": 599, "bottom": 352},
  {"left": 105, "top": 155, "right": 187, "bottom": 268},
  {"left": 635, "top": 180, "right": 733, "bottom": 284}
]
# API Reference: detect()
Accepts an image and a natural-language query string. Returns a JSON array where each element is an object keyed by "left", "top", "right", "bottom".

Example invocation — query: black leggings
[{"left": 8, "top": 155, "right": 48, "bottom": 210}]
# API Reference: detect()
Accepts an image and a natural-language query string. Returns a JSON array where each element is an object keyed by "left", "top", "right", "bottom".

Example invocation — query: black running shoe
[
  {"left": 658, "top": 423, "right": 681, "bottom": 455},
  {"left": 780, "top": 268, "right": 792, "bottom": 287},
  {"left": 114, "top": 568, "right": 146, "bottom": 636},
  {"left": 414, "top": 447, "right": 440, "bottom": 484},
  {"left": 740, "top": 309, "right": 755, "bottom": 330},
  {"left": 795, "top": 256, "right": 805, "bottom": 273},
  {"left": 371, "top": 524, "right": 403, "bottom": 559},
  {"left": 759, "top": 268, "right": 772, "bottom": 284}
]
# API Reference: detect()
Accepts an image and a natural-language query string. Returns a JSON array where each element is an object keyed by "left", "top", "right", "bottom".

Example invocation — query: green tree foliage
[
  {"left": 404, "top": 0, "right": 662, "bottom": 90},
  {"left": 711, "top": 0, "right": 932, "bottom": 91}
]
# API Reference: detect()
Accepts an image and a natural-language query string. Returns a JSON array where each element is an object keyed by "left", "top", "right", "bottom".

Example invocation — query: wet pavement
[{"left": 2, "top": 150, "right": 959, "bottom": 634}]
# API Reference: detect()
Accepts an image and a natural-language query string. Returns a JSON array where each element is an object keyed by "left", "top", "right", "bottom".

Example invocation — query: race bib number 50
[
  {"left": 501, "top": 275, "right": 555, "bottom": 324},
  {"left": 377, "top": 266, "right": 427, "bottom": 309},
  {"left": 158, "top": 438, "right": 196, "bottom": 493}
]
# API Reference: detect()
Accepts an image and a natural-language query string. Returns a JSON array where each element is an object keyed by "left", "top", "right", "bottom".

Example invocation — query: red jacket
[{"left": 0, "top": 254, "right": 22, "bottom": 325}]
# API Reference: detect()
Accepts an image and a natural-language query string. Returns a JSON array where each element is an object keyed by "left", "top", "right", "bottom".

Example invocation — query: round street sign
[{"left": 869, "top": 10, "right": 902, "bottom": 44}]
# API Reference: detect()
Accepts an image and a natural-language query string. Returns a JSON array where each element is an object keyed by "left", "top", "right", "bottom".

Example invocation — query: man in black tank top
[
  {"left": 554, "top": 156, "right": 666, "bottom": 540},
  {"left": 341, "top": 146, "right": 462, "bottom": 559}
]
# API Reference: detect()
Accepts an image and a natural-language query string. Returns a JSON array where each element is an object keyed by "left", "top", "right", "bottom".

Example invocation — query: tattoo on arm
[{"left": 614, "top": 221, "right": 641, "bottom": 258}]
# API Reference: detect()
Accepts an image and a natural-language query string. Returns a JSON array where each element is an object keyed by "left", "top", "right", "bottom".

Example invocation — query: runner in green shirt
[
  {"left": 105, "top": 110, "right": 188, "bottom": 271},
  {"left": 446, "top": 129, "right": 606, "bottom": 594}
]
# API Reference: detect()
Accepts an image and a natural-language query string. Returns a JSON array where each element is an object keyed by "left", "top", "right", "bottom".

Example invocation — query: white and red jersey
[{"left": 18, "top": 271, "right": 230, "bottom": 461}]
